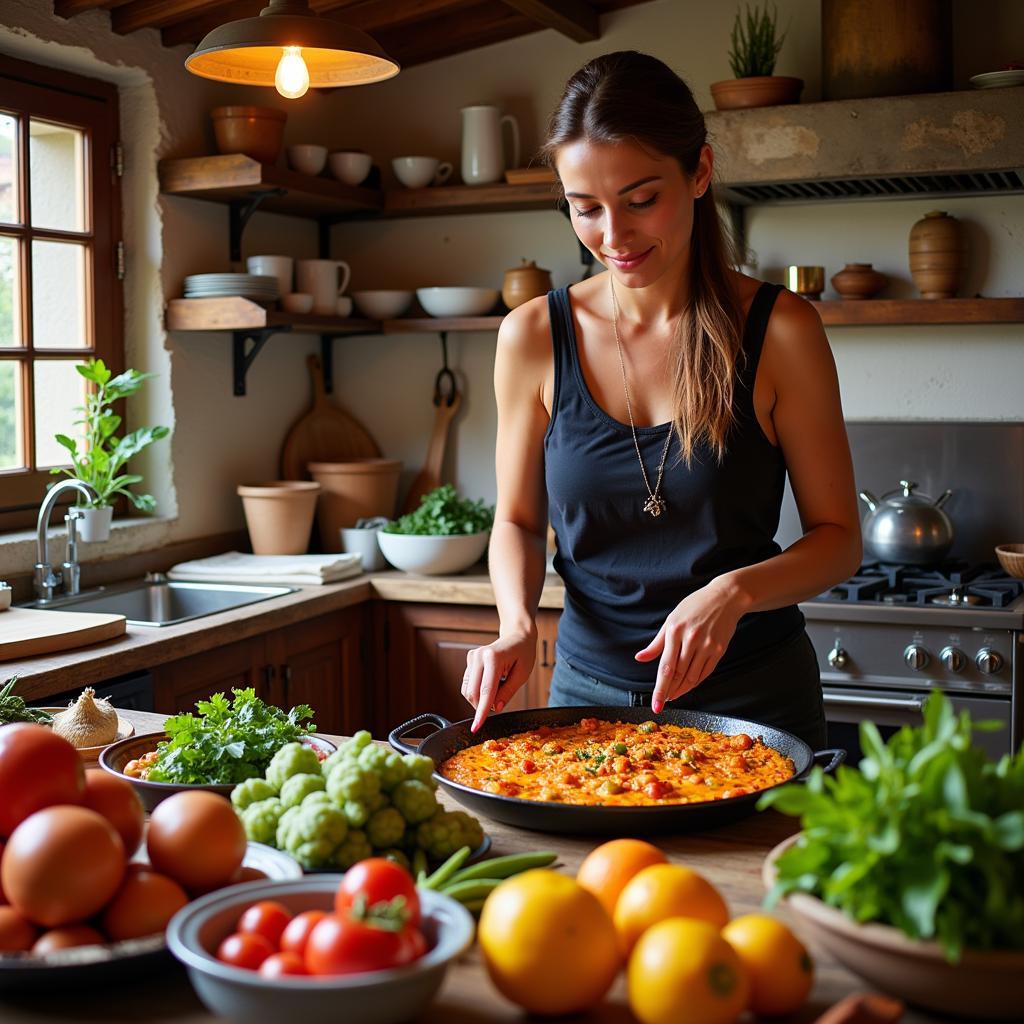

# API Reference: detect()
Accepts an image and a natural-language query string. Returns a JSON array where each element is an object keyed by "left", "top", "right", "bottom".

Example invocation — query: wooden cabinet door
[
  {"left": 518, "top": 608, "right": 559, "bottom": 710},
  {"left": 152, "top": 636, "right": 267, "bottom": 715}
]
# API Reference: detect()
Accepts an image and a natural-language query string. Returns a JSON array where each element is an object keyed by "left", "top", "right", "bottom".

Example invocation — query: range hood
[{"left": 707, "top": 87, "right": 1024, "bottom": 204}]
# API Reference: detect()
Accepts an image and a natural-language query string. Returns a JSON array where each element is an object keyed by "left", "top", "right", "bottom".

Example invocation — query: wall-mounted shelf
[{"left": 810, "top": 298, "right": 1024, "bottom": 326}]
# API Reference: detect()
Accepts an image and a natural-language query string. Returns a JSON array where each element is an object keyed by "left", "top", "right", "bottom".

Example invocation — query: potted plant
[
  {"left": 710, "top": 3, "right": 803, "bottom": 111},
  {"left": 51, "top": 358, "right": 170, "bottom": 542}
]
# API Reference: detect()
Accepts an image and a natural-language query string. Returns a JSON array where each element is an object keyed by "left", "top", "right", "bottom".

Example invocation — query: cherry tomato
[
  {"left": 335, "top": 858, "right": 420, "bottom": 927},
  {"left": 280, "top": 909, "right": 328, "bottom": 957},
  {"left": 216, "top": 932, "right": 276, "bottom": 971},
  {"left": 237, "top": 900, "right": 292, "bottom": 948},
  {"left": 259, "top": 951, "right": 308, "bottom": 978},
  {"left": 305, "top": 913, "right": 423, "bottom": 976},
  {"left": 0, "top": 725, "right": 84, "bottom": 837}
]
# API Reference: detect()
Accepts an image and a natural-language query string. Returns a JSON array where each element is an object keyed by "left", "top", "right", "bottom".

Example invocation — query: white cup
[
  {"left": 287, "top": 144, "right": 327, "bottom": 175},
  {"left": 392, "top": 156, "right": 453, "bottom": 189},
  {"left": 329, "top": 150, "right": 372, "bottom": 186},
  {"left": 336, "top": 295, "right": 353, "bottom": 318},
  {"left": 247, "top": 255, "right": 293, "bottom": 297},
  {"left": 282, "top": 292, "right": 313, "bottom": 314},
  {"left": 340, "top": 526, "right": 388, "bottom": 571},
  {"left": 295, "top": 259, "right": 352, "bottom": 316}
]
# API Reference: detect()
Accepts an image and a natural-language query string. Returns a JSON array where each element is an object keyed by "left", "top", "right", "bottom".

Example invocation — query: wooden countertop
[
  {"left": 4, "top": 570, "right": 566, "bottom": 700},
  {"left": 0, "top": 709, "right": 939, "bottom": 1023}
]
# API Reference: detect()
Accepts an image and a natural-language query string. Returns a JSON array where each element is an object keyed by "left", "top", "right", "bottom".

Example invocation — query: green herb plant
[
  {"left": 0, "top": 676, "right": 53, "bottom": 725},
  {"left": 728, "top": 3, "right": 787, "bottom": 78},
  {"left": 759, "top": 690, "right": 1024, "bottom": 961},
  {"left": 148, "top": 687, "right": 315, "bottom": 786},
  {"left": 383, "top": 484, "right": 494, "bottom": 536},
  {"left": 51, "top": 358, "right": 170, "bottom": 511}
]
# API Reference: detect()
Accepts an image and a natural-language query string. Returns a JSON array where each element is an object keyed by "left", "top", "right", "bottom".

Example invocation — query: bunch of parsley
[
  {"left": 147, "top": 688, "right": 315, "bottom": 785},
  {"left": 759, "top": 690, "right": 1024, "bottom": 961},
  {"left": 382, "top": 484, "right": 494, "bottom": 536}
]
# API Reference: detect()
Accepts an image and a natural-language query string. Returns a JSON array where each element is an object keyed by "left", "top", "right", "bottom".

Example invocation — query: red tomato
[
  {"left": 0, "top": 839, "right": 6, "bottom": 904},
  {"left": 305, "top": 913, "right": 423, "bottom": 976},
  {"left": 237, "top": 900, "right": 292, "bottom": 948},
  {"left": 216, "top": 932, "right": 276, "bottom": 971},
  {"left": 82, "top": 770, "right": 145, "bottom": 856},
  {"left": 280, "top": 909, "right": 328, "bottom": 957},
  {"left": 335, "top": 858, "right": 421, "bottom": 927},
  {"left": 259, "top": 951, "right": 308, "bottom": 978},
  {"left": 0, "top": 725, "right": 84, "bottom": 837}
]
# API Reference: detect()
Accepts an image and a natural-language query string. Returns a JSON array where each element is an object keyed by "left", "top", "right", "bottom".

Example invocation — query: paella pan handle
[
  {"left": 388, "top": 713, "right": 454, "bottom": 755},
  {"left": 793, "top": 747, "right": 846, "bottom": 783}
]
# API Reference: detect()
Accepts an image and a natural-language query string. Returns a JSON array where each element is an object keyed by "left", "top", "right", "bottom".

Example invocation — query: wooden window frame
[{"left": 0, "top": 55, "right": 123, "bottom": 531}]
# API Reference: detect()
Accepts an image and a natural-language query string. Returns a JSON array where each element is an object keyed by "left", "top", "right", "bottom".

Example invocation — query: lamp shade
[{"left": 185, "top": 3, "right": 399, "bottom": 89}]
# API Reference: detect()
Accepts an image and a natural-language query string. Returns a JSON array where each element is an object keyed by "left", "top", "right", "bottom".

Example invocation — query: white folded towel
[{"left": 168, "top": 551, "right": 362, "bottom": 586}]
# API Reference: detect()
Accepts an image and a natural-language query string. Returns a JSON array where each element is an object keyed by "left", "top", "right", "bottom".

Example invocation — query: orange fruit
[
  {"left": 628, "top": 917, "right": 749, "bottom": 1024},
  {"left": 576, "top": 838, "right": 668, "bottom": 916},
  {"left": 613, "top": 863, "right": 729, "bottom": 955},
  {"left": 477, "top": 868, "right": 621, "bottom": 1016},
  {"left": 722, "top": 913, "right": 814, "bottom": 1016}
]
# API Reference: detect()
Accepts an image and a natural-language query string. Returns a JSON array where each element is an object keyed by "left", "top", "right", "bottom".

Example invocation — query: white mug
[
  {"left": 246, "top": 255, "right": 293, "bottom": 297},
  {"left": 295, "top": 259, "right": 352, "bottom": 316},
  {"left": 340, "top": 526, "right": 388, "bottom": 571},
  {"left": 392, "top": 156, "right": 453, "bottom": 189},
  {"left": 460, "top": 105, "right": 520, "bottom": 186}
]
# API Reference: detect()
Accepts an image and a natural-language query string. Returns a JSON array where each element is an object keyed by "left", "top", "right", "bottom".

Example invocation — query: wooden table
[{"left": 0, "top": 710, "right": 943, "bottom": 1023}]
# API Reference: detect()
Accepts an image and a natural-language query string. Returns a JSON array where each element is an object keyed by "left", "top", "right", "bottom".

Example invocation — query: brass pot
[{"left": 502, "top": 260, "right": 552, "bottom": 309}]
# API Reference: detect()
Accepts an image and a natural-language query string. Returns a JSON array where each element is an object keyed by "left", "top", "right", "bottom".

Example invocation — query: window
[{"left": 0, "top": 56, "right": 122, "bottom": 527}]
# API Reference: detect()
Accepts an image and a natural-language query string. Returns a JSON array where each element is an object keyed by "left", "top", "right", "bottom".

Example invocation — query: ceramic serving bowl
[
  {"left": 416, "top": 287, "right": 499, "bottom": 317},
  {"left": 763, "top": 836, "right": 1024, "bottom": 1020},
  {"left": 377, "top": 531, "right": 489, "bottom": 576},
  {"left": 351, "top": 290, "right": 414, "bottom": 319},
  {"left": 99, "top": 732, "right": 336, "bottom": 812},
  {"left": 287, "top": 144, "right": 327, "bottom": 176},
  {"left": 167, "top": 877, "right": 475, "bottom": 1024}
]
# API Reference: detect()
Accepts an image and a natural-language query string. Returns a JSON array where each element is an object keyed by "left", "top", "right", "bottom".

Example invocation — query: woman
[{"left": 461, "top": 51, "right": 861, "bottom": 748}]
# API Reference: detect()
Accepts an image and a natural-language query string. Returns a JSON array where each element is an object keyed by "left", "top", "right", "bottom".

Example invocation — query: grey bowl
[{"left": 166, "top": 877, "right": 475, "bottom": 1024}]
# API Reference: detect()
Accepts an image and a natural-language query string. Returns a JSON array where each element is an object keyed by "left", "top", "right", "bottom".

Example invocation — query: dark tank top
[{"left": 544, "top": 281, "right": 804, "bottom": 688}]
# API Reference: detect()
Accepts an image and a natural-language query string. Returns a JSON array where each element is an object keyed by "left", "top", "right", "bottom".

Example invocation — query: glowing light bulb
[{"left": 275, "top": 46, "right": 309, "bottom": 99}]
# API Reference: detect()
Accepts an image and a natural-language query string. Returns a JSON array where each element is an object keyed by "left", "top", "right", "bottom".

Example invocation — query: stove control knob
[
  {"left": 976, "top": 648, "right": 1004, "bottom": 675},
  {"left": 827, "top": 645, "right": 849, "bottom": 669},
  {"left": 940, "top": 646, "right": 966, "bottom": 673},
  {"left": 904, "top": 645, "right": 929, "bottom": 671}
]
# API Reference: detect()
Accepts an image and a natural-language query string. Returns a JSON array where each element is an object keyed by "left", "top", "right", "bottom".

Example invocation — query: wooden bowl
[
  {"left": 210, "top": 106, "right": 287, "bottom": 165},
  {"left": 995, "top": 543, "right": 1024, "bottom": 579},
  {"left": 38, "top": 710, "right": 135, "bottom": 768},
  {"left": 763, "top": 836, "right": 1024, "bottom": 1019},
  {"left": 99, "top": 732, "right": 336, "bottom": 812}
]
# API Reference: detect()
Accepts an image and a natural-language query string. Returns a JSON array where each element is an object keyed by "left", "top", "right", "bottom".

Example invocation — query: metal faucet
[{"left": 34, "top": 479, "right": 98, "bottom": 603}]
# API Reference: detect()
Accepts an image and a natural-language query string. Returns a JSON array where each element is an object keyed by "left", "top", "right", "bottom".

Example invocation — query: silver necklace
[{"left": 609, "top": 276, "right": 673, "bottom": 518}]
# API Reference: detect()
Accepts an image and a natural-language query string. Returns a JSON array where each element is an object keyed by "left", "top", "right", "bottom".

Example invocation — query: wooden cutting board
[
  {"left": 0, "top": 607, "right": 127, "bottom": 661},
  {"left": 280, "top": 354, "right": 381, "bottom": 479}
]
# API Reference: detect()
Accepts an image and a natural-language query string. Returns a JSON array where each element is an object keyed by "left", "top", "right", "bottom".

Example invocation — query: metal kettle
[{"left": 858, "top": 479, "right": 954, "bottom": 565}]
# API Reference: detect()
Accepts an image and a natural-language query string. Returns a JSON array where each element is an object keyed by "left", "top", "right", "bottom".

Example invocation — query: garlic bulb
[{"left": 52, "top": 687, "right": 118, "bottom": 748}]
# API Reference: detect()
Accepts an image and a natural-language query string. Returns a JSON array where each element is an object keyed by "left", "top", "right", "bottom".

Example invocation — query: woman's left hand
[{"left": 634, "top": 577, "right": 749, "bottom": 712}]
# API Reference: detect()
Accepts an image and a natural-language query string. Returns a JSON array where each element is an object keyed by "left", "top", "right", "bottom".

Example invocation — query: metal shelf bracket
[
  {"left": 232, "top": 325, "right": 290, "bottom": 396},
  {"left": 229, "top": 189, "right": 287, "bottom": 264}
]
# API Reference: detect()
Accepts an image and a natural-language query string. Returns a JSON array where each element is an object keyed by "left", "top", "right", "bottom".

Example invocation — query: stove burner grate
[{"left": 816, "top": 562, "right": 1024, "bottom": 608}]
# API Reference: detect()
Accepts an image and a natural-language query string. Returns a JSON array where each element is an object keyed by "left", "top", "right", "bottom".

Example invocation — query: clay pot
[
  {"left": 308, "top": 459, "right": 402, "bottom": 552},
  {"left": 831, "top": 263, "right": 888, "bottom": 299},
  {"left": 237, "top": 481, "right": 319, "bottom": 555},
  {"left": 211, "top": 106, "right": 287, "bottom": 165},
  {"left": 709, "top": 76, "right": 803, "bottom": 110},
  {"left": 909, "top": 211, "right": 965, "bottom": 299},
  {"left": 502, "top": 260, "right": 552, "bottom": 309}
]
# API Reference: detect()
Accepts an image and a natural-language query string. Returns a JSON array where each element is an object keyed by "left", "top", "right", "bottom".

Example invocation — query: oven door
[{"left": 823, "top": 686, "right": 1013, "bottom": 763}]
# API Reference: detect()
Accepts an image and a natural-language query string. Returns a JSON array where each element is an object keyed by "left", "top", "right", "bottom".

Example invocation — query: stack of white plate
[{"left": 183, "top": 274, "right": 280, "bottom": 303}]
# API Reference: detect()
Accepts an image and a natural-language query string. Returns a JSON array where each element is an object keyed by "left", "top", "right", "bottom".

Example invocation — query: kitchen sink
[{"left": 27, "top": 577, "right": 296, "bottom": 627}]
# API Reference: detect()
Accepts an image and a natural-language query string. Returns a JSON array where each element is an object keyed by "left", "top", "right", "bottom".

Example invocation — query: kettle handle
[
  {"left": 899, "top": 480, "right": 917, "bottom": 496},
  {"left": 934, "top": 489, "right": 953, "bottom": 509},
  {"left": 858, "top": 490, "right": 879, "bottom": 513}
]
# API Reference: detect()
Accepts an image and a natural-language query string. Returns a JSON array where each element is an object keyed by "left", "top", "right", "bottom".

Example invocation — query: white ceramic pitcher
[
  {"left": 295, "top": 259, "right": 351, "bottom": 316},
  {"left": 460, "top": 105, "right": 520, "bottom": 186}
]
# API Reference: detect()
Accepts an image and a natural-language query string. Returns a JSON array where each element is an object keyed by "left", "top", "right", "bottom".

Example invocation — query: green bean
[
  {"left": 422, "top": 845, "right": 472, "bottom": 890},
  {"left": 438, "top": 878, "right": 503, "bottom": 903},
  {"left": 447, "top": 850, "right": 558, "bottom": 885},
  {"left": 412, "top": 848, "right": 428, "bottom": 883},
  {"left": 460, "top": 897, "right": 488, "bottom": 915}
]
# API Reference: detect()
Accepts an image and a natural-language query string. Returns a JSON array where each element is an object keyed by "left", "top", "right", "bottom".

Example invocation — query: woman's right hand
[{"left": 462, "top": 628, "right": 538, "bottom": 733}]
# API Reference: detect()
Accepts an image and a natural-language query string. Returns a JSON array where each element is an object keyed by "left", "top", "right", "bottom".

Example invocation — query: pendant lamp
[{"left": 185, "top": 0, "right": 399, "bottom": 99}]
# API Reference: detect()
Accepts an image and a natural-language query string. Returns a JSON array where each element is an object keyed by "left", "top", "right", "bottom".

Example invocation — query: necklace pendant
[{"left": 643, "top": 495, "right": 666, "bottom": 518}]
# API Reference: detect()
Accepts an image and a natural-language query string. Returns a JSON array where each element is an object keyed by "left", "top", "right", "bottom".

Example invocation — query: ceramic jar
[
  {"left": 909, "top": 211, "right": 965, "bottom": 299},
  {"left": 502, "top": 260, "right": 552, "bottom": 309},
  {"left": 830, "top": 262, "right": 888, "bottom": 300}
]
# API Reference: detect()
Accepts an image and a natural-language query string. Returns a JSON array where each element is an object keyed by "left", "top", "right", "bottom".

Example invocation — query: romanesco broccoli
[
  {"left": 381, "top": 848, "right": 410, "bottom": 871},
  {"left": 366, "top": 806, "right": 405, "bottom": 848},
  {"left": 325, "top": 762, "right": 381, "bottom": 804},
  {"left": 401, "top": 753, "right": 435, "bottom": 785},
  {"left": 231, "top": 777, "right": 278, "bottom": 810},
  {"left": 239, "top": 797, "right": 285, "bottom": 845},
  {"left": 275, "top": 804, "right": 300, "bottom": 849},
  {"left": 357, "top": 744, "right": 407, "bottom": 791},
  {"left": 266, "top": 742, "right": 321, "bottom": 790},
  {"left": 279, "top": 772, "right": 326, "bottom": 809},
  {"left": 333, "top": 828, "right": 373, "bottom": 869},
  {"left": 278, "top": 793, "right": 349, "bottom": 869},
  {"left": 415, "top": 809, "right": 484, "bottom": 861},
  {"left": 391, "top": 779, "right": 439, "bottom": 824}
]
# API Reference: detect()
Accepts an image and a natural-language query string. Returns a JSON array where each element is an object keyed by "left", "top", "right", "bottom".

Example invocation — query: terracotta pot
[
  {"left": 237, "top": 481, "right": 319, "bottom": 555},
  {"left": 909, "top": 211, "right": 965, "bottom": 299},
  {"left": 502, "top": 260, "right": 553, "bottom": 309},
  {"left": 709, "top": 76, "right": 803, "bottom": 110},
  {"left": 211, "top": 106, "right": 287, "bottom": 165},
  {"left": 831, "top": 262, "right": 888, "bottom": 299},
  {"left": 308, "top": 459, "right": 402, "bottom": 551}
]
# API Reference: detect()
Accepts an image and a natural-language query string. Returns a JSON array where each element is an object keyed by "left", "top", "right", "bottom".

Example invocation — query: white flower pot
[{"left": 77, "top": 505, "right": 113, "bottom": 543}]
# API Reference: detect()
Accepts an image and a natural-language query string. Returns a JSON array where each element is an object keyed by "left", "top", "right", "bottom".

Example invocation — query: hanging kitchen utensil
[
  {"left": 280, "top": 353, "right": 380, "bottom": 479},
  {"left": 859, "top": 479, "right": 954, "bottom": 565},
  {"left": 402, "top": 333, "right": 461, "bottom": 514}
]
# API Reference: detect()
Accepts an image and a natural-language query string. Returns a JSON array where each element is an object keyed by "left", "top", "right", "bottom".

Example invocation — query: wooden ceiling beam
[
  {"left": 498, "top": 0, "right": 598, "bottom": 41},
  {"left": 321, "top": 0, "right": 475, "bottom": 33},
  {"left": 113, "top": 0, "right": 225, "bottom": 34},
  {"left": 160, "top": 1, "right": 262, "bottom": 47},
  {"left": 53, "top": 0, "right": 128, "bottom": 16}
]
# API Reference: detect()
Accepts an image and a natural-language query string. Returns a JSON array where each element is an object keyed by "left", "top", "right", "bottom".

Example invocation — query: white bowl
[
  {"left": 351, "top": 290, "right": 414, "bottom": 319},
  {"left": 377, "top": 531, "right": 489, "bottom": 575},
  {"left": 416, "top": 287, "right": 499, "bottom": 318},
  {"left": 167, "top": 878, "right": 475, "bottom": 1024},
  {"left": 281, "top": 292, "right": 314, "bottom": 314},
  {"left": 328, "top": 150, "right": 372, "bottom": 186},
  {"left": 287, "top": 144, "right": 327, "bottom": 176}
]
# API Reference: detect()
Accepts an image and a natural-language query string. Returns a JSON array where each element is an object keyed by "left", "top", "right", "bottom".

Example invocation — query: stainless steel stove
[{"left": 802, "top": 562, "right": 1023, "bottom": 760}]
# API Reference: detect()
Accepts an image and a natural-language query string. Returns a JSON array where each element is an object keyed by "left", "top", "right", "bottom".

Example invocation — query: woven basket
[{"left": 995, "top": 544, "right": 1024, "bottom": 579}]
